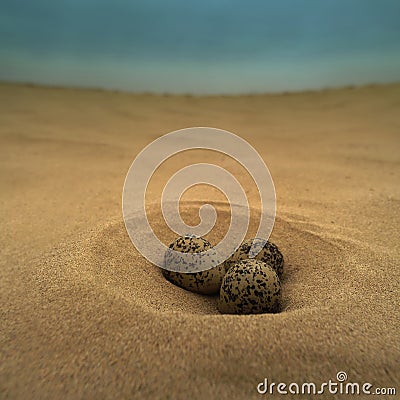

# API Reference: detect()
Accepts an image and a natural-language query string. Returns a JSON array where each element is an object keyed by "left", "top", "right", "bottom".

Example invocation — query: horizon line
[{"left": 1, "top": 79, "right": 399, "bottom": 98}]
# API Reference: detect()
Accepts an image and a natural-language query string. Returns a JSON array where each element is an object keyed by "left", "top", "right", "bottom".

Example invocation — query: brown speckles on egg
[
  {"left": 218, "top": 259, "right": 281, "bottom": 314},
  {"left": 224, "top": 238, "right": 284, "bottom": 278},
  {"left": 162, "top": 235, "right": 225, "bottom": 295}
]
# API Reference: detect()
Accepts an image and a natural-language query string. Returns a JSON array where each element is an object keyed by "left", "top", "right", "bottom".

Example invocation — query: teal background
[{"left": 1, "top": 0, "right": 400, "bottom": 93}]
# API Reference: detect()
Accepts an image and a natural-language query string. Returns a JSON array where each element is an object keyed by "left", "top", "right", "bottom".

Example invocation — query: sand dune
[{"left": 1, "top": 83, "right": 399, "bottom": 399}]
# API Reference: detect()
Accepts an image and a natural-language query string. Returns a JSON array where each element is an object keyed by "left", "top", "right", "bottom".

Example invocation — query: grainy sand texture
[{"left": 1, "top": 83, "right": 399, "bottom": 399}]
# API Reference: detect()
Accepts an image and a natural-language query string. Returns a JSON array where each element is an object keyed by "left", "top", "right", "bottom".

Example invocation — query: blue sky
[{"left": 1, "top": 0, "right": 400, "bottom": 93}]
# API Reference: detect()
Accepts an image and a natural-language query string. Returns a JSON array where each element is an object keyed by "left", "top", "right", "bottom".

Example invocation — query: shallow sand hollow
[{"left": 1, "top": 83, "right": 399, "bottom": 399}]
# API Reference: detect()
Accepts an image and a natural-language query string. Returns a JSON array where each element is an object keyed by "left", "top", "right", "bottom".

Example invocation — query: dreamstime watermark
[
  {"left": 257, "top": 371, "right": 397, "bottom": 396},
  {"left": 122, "top": 127, "right": 276, "bottom": 272}
]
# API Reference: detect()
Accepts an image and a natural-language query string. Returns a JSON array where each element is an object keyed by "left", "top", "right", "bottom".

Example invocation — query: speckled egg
[
  {"left": 162, "top": 235, "right": 225, "bottom": 295},
  {"left": 218, "top": 259, "right": 281, "bottom": 314},
  {"left": 224, "top": 238, "right": 284, "bottom": 278}
]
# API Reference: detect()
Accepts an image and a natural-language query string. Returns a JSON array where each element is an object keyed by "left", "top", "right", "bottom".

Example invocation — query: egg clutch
[{"left": 162, "top": 235, "right": 284, "bottom": 314}]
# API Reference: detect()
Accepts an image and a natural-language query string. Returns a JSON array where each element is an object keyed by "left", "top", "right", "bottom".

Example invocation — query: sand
[{"left": 1, "top": 82, "right": 399, "bottom": 399}]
